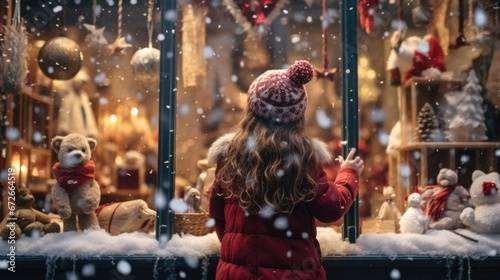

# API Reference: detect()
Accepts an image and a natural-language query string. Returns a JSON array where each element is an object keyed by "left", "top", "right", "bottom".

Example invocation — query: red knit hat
[{"left": 247, "top": 60, "right": 314, "bottom": 123}]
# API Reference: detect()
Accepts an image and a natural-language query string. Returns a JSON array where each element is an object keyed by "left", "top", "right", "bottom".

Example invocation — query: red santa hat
[{"left": 247, "top": 60, "right": 314, "bottom": 123}]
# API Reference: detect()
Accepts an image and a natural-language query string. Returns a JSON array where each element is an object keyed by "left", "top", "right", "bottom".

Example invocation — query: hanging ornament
[
  {"left": 131, "top": 0, "right": 160, "bottom": 83},
  {"left": 38, "top": 37, "right": 83, "bottom": 80},
  {"left": 358, "top": 0, "right": 380, "bottom": 34},
  {"left": 315, "top": 0, "right": 337, "bottom": 81},
  {"left": 0, "top": 0, "right": 28, "bottom": 95},
  {"left": 223, "top": 0, "right": 288, "bottom": 33},
  {"left": 131, "top": 48, "right": 160, "bottom": 83},
  {"left": 37, "top": 0, "right": 83, "bottom": 80},
  {"left": 107, "top": 0, "right": 132, "bottom": 55},
  {"left": 181, "top": 2, "right": 208, "bottom": 88},
  {"left": 84, "top": 0, "right": 108, "bottom": 48},
  {"left": 303, "top": 0, "right": 314, "bottom": 7}
]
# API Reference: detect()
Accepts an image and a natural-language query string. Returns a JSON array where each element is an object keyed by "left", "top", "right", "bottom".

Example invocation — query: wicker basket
[{"left": 174, "top": 212, "right": 213, "bottom": 236}]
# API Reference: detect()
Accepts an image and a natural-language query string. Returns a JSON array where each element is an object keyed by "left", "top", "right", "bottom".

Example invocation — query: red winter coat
[{"left": 208, "top": 134, "right": 359, "bottom": 280}]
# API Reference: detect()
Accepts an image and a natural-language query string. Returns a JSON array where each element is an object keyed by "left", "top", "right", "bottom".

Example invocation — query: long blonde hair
[{"left": 218, "top": 110, "right": 322, "bottom": 214}]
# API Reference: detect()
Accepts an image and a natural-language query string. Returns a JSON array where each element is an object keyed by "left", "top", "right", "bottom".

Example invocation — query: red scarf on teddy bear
[
  {"left": 426, "top": 184, "right": 459, "bottom": 221},
  {"left": 52, "top": 161, "right": 96, "bottom": 193}
]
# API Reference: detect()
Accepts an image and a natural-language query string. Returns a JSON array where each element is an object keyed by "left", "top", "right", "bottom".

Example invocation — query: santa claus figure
[{"left": 387, "top": 31, "right": 450, "bottom": 86}]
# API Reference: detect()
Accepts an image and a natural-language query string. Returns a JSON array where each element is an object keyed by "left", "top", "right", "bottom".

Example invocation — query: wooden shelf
[
  {"left": 21, "top": 86, "right": 53, "bottom": 105},
  {"left": 402, "top": 77, "right": 464, "bottom": 88},
  {"left": 390, "top": 77, "right": 500, "bottom": 212},
  {"left": 400, "top": 142, "right": 500, "bottom": 151}
]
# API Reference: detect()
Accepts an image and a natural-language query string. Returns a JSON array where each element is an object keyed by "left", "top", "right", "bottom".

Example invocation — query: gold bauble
[
  {"left": 38, "top": 37, "right": 83, "bottom": 80},
  {"left": 130, "top": 47, "right": 160, "bottom": 83}
]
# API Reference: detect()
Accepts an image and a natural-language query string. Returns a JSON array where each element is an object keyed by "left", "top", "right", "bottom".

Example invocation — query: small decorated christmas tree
[
  {"left": 443, "top": 70, "right": 488, "bottom": 142},
  {"left": 415, "top": 102, "right": 439, "bottom": 142}
]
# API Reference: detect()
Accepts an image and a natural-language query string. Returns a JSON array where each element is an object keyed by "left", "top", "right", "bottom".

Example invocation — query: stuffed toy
[
  {"left": 0, "top": 186, "right": 60, "bottom": 240},
  {"left": 53, "top": 68, "right": 99, "bottom": 138},
  {"left": 51, "top": 133, "right": 101, "bottom": 232},
  {"left": 95, "top": 199, "right": 156, "bottom": 235},
  {"left": 421, "top": 168, "right": 471, "bottom": 230},
  {"left": 460, "top": 170, "right": 500, "bottom": 233},
  {"left": 377, "top": 186, "right": 402, "bottom": 221},
  {"left": 386, "top": 30, "right": 449, "bottom": 86},
  {"left": 195, "top": 158, "right": 216, "bottom": 212},
  {"left": 183, "top": 186, "right": 202, "bottom": 213},
  {"left": 399, "top": 192, "right": 429, "bottom": 234}
]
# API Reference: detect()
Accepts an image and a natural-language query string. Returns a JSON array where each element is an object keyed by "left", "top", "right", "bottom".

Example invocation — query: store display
[
  {"left": 130, "top": 47, "right": 160, "bottom": 83},
  {"left": 183, "top": 186, "right": 202, "bottom": 213},
  {"left": 426, "top": 0, "right": 450, "bottom": 54},
  {"left": 131, "top": 0, "right": 160, "bottom": 83},
  {"left": 37, "top": 37, "right": 83, "bottom": 80},
  {"left": 415, "top": 102, "right": 440, "bottom": 142},
  {"left": 0, "top": 186, "right": 60, "bottom": 240},
  {"left": 107, "top": 0, "right": 132, "bottom": 55},
  {"left": 421, "top": 168, "right": 470, "bottom": 230},
  {"left": 315, "top": 0, "right": 337, "bottom": 81},
  {"left": 195, "top": 159, "right": 216, "bottom": 212},
  {"left": 386, "top": 119, "right": 412, "bottom": 158},
  {"left": 486, "top": 47, "right": 500, "bottom": 108},
  {"left": 54, "top": 69, "right": 99, "bottom": 138},
  {"left": 399, "top": 192, "right": 429, "bottom": 234},
  {"left": 181, "top": 2, "right": 207, "bottom": 88},
  {"left": 358, "top": 0, "right": 379, "bottom": 34},
  {"left": 387, "top": 31, "right": 448, "bottom": 86},
  {"left": 84, "top": 24, "right": 108, "bottom": 48},
  {"left": 442, "top": 70, "right": 488, "bottom": 142},
  {"left": 0, "top": 0, "right": 27, "bottom": 95},
  {"left": 117, "top": 150, "right": 145, "bottom": 190},
  {"left": 223, "top": 0, "right": 287, "bottom": 32},
  {"left": 83, "top": 0, "right": 108, "bottom": 48},
  {"left": 377, "top": 186, "right": 402, "bottom": 221},
  {"left": 95, "top": 199, "right": 156, "bottom": 235},
  {"left": 51, "top": 133, "right": 101, "bottom": 232},
  {"left": 460, "top": 170, "right": 500, "bottom": 234},
  {"left": 411, "top": 0, "right": 432, "bottom": 27}
]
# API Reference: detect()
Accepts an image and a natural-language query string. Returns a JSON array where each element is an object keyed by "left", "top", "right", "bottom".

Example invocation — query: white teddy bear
[
  {"left": 460, "top": 170, "right": 500, "bottom": 234},
  {"left": 399, "top": 193, "right": 429, "bottom": 234}
]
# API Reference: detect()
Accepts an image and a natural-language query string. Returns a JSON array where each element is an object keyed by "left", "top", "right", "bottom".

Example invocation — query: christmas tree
[
  {"left": 443, "top": 70, "right": 488, "bottom": 142},
  {"left": 415, "top": 102, "right": 440, "bottom": 142}
]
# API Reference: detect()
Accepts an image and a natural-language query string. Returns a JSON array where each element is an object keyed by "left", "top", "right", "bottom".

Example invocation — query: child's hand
[{"left": 337, "top": 148, "right": 364, "bottom": 175}]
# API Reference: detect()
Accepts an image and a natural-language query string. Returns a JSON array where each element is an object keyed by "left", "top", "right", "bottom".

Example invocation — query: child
[{"left": 208, "top": 60, "right": 364, "bottom": 279}]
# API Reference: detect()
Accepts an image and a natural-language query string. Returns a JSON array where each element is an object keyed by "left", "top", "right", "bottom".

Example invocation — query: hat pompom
[{"left": 287, "top": 60, "right": 314, "bottom": 86}]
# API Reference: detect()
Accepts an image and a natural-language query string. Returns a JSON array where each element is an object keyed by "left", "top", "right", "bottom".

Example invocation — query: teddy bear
[
  {"left": 421, "top": 168, "right": 470, "bottom": 230},
  {"left": 377, "top": 186, "right": 402, "bottom": 221},
  {"left": 51, "top": 133, "right": 101, "bottom": 232},
  {"left": 399, "top": 192, "right": 429, "bottom": 234},
  {"left": 0, "top": 185, "right": 61, "bottom": 240},
  {"left": 460, "top": 170, "right": 500, "bottom": 233}
]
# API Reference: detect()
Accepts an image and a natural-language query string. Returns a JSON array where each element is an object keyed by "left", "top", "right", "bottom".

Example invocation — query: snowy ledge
[{"left": 0, "top": 227, "right": 498, "bottom": 260}]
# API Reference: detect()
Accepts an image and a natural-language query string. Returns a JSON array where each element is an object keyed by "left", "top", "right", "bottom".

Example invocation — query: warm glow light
[
  {"left": 359, "top": 57, "right": 369, "bottom": 67},
  {"left": 367, "top": 69, "right": 377, "bottom": 79},
  {"left": 110, "top": 114, "right": 117, "bottom": 123},
  {"left": 115, "top": 156, "right": 122, "bottom": 165},
  {"left": 131, "top": 107, "right": 139, "bottom": 116}
]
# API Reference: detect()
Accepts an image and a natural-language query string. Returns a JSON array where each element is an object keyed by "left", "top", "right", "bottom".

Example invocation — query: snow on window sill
[{"left": 0, "top": 227, "right": 498, "bottom": 259}]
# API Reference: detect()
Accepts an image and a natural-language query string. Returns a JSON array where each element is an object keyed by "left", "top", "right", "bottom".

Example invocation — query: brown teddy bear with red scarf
[
  {"left": 51, "top": 133, "right": 101, "bottom": 232},
  {"left": 420, "top": 168, "right": 470, "bottom": 230}
]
